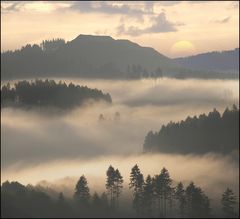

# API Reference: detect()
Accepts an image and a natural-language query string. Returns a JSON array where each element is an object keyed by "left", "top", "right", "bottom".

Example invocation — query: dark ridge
[
  {"left": 1, "top": 34, "right": 238, "bottom": 80},
  {"left": 1, "top": 79, "right": 112, "bottom": 109},
  {"left": 143, "top": 105, "right": 239, "bottom": 155}
]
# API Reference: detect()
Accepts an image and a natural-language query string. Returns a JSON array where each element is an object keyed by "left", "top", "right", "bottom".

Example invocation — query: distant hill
[
  {"left": 143, "top": 105, "right": 239, "bottom": 155},
  {"left": 174, "top": 48, "right": 239, "bottom": 74},
  {"left": 1, "top": 35, "right": 239, "bottom": 80}
]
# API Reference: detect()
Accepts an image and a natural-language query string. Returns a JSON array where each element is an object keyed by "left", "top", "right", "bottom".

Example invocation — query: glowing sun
[{"left": 171, "top": 40, "right": 196, "bottom": 57}]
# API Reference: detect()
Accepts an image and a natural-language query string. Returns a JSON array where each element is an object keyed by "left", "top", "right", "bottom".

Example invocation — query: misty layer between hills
[
  {"left": 1, "top": 78, "right": 239, "bottom": 199},
  {"left": 1, "top": 78, "right": 238, "bottom": 167}
]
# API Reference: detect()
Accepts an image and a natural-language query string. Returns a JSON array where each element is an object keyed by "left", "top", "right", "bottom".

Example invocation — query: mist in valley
[{"left": 1, "top": 78, "right": 239, "bottom": 207}]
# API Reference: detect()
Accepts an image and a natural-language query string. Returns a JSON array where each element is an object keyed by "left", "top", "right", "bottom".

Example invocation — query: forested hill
[
  {"left": 174, "top": 48, "right": 239, "bottom": 73},
  {"left": 1, "top": 79, "right": 112, "bottom": 109},
  {"left": 143, "top": 105, "right": 239, "bottom": 155},
  {"left": 1, "top": 36, "right": 173, "bottom": 80},
  {"left": 1, "top": 35, "right": 238, "bottom": 80}
]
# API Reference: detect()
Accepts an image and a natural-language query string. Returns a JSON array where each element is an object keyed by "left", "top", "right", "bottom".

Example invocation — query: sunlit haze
[
  {"left": 1, "top": 1, "right": 239, "bottom": 57},
  {"left": 1, "top": 1, "right": 239, "bottom": 218}
]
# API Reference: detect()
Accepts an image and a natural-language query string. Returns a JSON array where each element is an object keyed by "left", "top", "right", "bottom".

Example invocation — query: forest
[
  {"left": 0, "top": 38, "right": 166, "bottom": 80},
  {"left": 1, "top": 165, "right": 238, "bottom": 218},
  {"left": 1, "top": 79, "right": 112, "bottom": 109},
  {"left": 143, "top": 105, "right": 239, "bottom": 155},
  {"left": 2, "top": 38, "right": 238, "bottom": 80}
]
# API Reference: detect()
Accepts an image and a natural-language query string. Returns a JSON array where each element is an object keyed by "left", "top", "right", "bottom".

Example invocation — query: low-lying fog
[{"left": 1, "top": 78, "right": 239, "bottom": 203}]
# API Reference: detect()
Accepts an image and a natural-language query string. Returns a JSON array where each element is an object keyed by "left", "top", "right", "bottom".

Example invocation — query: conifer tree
[
  {"left": 74, "top": 175, "right": 90, "bottom": 205},
  {"left": 129, "top": 164, "right": 144, "bottom": 216},
  {"left": 221, "top": 188, "right": 237, "bottom": 218}
]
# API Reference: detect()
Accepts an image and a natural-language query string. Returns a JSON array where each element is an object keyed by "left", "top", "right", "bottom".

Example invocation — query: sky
[{"left": 1, "top": 1, "right": 239, "bottom": 57}]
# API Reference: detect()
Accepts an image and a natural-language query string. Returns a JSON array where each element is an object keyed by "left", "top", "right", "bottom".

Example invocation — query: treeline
[
  {"left": 1, "top": 79, "right": 112, "bottom": 109},
  {"left": 1, "top": 39, "right": 66, "bottom": 79},
  {"left": 144, "top": 105, "right": 239, "bottom": 154},
  {"left": 1, "top": 38, "right": 165, "bottom": 80},
  {"left": 1, "top": 165, "right": 239, "bottom": 218},
  {"left": 2, "top": 36, "right": 237, "bottom": 80},
  {"left": 174, "top": 48, "right": 239, "bottom": 73}
]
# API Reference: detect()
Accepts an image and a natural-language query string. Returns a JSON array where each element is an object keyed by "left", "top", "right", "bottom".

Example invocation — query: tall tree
[
  {"left": 106, "top": 165, "right": 116, "bottom": 209},
  {"left": 185, "top": 182, "right": 211, "bottom": 217},
  {"left": 92, "top": 192, "right": 101, "bottom": 207},
  {"left": 152, "top": 174, "right": 163, "bottom": 217},
  {"left": 74, "top": 175, "right": 90, "bottom": 206},
  {"left": 160, "top": 167, "right": 172, "bottom": 217},
  {"left": 221, "top": 188, "right": 237, "bottom": 218},
  {"left": 175, "top": 182, "right": 186, "bottom": 217},
  {"left": 143, "top": 175, "right": 154, "bottom": 217},
  {"left": 129, "top": 164, "right": 144, "bottom": 216},
  {"left": 114, "top": 169, "right": 123, "bottom": 209},
  {"left": 100, "top": 192, "right": 109, "bottom": 211}
]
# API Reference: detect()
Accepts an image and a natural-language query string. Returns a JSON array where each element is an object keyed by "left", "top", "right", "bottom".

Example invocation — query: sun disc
[{"left": 171, "top": 40, "right": 196, "bottom": 56}]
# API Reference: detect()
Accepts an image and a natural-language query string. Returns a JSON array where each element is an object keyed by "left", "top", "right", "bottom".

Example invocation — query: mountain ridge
[
  {"left": 1, "top": 34, "right": 238, "bottom": 80},
  {"left": 174, "top": 48, "right": 239, "bottom": 73}
]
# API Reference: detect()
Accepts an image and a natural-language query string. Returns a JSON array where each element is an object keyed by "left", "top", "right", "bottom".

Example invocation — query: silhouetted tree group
[
  {"left": 129, "top": 165, "right": 211, "bottom": 218},
  {"left": 126, "top": 64, "right": 163, "bottom": 79},
  {"left": 144, "top": 105, "right": 239, "bottom": 154},
  {"left": 2, "top": 165, "right": 239, "bottom": 218},
  {"left": 40, "top": 38, "right": 65, "bottom": 52},
  {"left": 106, "top": 166, "right": 124, "bottom": 209},
  {"left": 1, "top": 79, "right": 112, "bottom": 109},
  {"left": 221, "top": 188, "right": 238, "bottom": 218}
]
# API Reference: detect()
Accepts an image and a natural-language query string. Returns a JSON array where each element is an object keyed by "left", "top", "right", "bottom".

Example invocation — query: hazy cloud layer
[
  {"left": 1, "top": 1, "right": 24, "bottom": 13},
  {"left": 69, "top": 1, "right": 147, "bottom": 17},
  {"left": 1, "top": 78, "right": 239, "bottom": 210},
  {"left": 1, "top": 78, "right": 238, "bottom": 169},
  {"left": 1, "top": 1, "right": 238, "bottom": 58},
  {"left": 116, "top": 12, "right": 182, "bottom": 36},
  {"left": 213, "top": 16, "right": 231, "bottom": 24},
  {"left": 2, "top": 153, "right": 239, "bottom": 211},
  {"left": 227, "top": 1, "right": 239, "bottom": 10}
]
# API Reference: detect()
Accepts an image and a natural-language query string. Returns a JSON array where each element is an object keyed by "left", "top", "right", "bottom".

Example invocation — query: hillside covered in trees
[
  {"left": 2, "top": 165, "right": 238, "bottom": 218},
  {"left": 1, "top": 79, "right": 112, "bottom": 109},
  {"left": 174, "top": 48, "right": 239, "bottom": 74},
  {"left": 1, "top": 36, "right": 238, "bottom": 80},
  {"left": 144, "top": 105, "right": 239, "bottom": 155}
]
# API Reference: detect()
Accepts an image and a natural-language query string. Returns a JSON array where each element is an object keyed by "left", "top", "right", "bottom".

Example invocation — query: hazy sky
[{"left": 1, "top": 1, "right": 239, "bottom": 57}]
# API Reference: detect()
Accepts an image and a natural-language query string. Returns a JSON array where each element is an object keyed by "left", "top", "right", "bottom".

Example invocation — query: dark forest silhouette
[
  {"left": 174, "top": 48, "right": 239, "bottom": 73},
  {"left": 144, "top": 105, "right": 239, "bottom": 155},
  {"left": 1, "top": 79, "right": 112, "bottom": 109},
  {"left": 1, "top": 36, "right": 238, "bottom": 80},
  {"left": 1, "top": 165, "right": 239, "bottom": 218}
]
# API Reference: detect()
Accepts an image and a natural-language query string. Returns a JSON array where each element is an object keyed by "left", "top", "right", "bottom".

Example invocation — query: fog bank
[{"left": 1, "top": 78, "right": 239, "bottom": 201}]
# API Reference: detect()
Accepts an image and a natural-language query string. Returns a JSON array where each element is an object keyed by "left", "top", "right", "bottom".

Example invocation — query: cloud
[
  {"left": 187, "top": 1, "right": 214, "bottom": 4},
  {"left": 214, "top": 16, "right": 231, "bottom": 24},
  {"left": 156, "top": 1, "right": 182, "bottom": 6},
  {"left": 116, "top": 12, "right": 183, "bottom": 36},
  {"left": 1, "top": 78, "right": 238, "bottom": 206},
  {"left": 69, "top": 1, "right": 148, "bottom": 18},
  {"left": 146, "top": 12, "right": 182, "bottom": 32},
  {"left": 1, "top": 78, "right": 238, "bottom": 169},
  {"left": 1, "top": 1, "right": 24, "bottom": 13},
  {"left": 1, "top": 1, "right": 70, "bottom": 13},
  {"left": 227, "top": 1, "right": 239, "bottom": 10}
]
